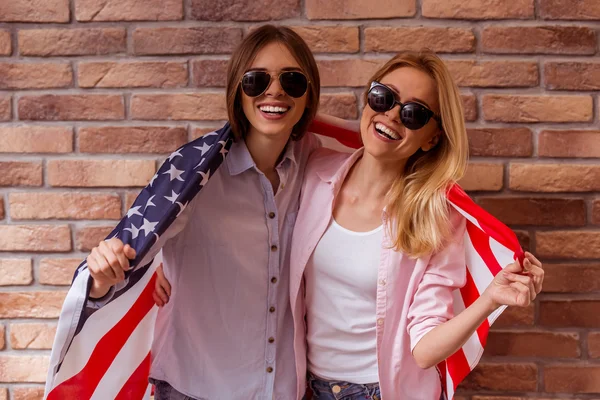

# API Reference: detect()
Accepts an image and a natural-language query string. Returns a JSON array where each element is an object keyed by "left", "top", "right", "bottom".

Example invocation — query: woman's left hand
[{"left": 483, "top": 252, "right": 544, "bottom": 310}]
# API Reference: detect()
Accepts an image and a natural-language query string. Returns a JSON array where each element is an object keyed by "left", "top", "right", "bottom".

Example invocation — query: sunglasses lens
[
  {"left": 400, "top": 103, "right": 431, "bottom": 130},
  {"left": 280, "top": 71, "right": 308, "bottom": 98},
  {"left": 367, "top": 85, "right": 396, "bottom": 113},
  {"left": 241, "top": 71, "right": 271, "bottom": 97}
]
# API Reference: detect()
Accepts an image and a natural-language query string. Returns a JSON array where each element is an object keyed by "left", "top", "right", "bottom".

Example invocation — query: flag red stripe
[
  {"left": 466, "top": 221, "right": 503, "bottom": 276},
  {"left": 460, "top": 268, "right": 490, "bottom": 346},
  {"left": 446, "top": 349, "right": 471, "bottom": 392},
  {"left": 309, "top": 120, "right": 362, "bottom": 149},
  {"left": 47, "top": 273, "right": 157, "bottom": 400},
  {"left": 115, "top": 351, "right": 152, "bottom": 400}
]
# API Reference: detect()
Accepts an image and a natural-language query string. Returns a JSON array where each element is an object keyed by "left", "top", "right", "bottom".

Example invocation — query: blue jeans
[{"left": 306, "top": 372, "right": 381, "bottom": 400}]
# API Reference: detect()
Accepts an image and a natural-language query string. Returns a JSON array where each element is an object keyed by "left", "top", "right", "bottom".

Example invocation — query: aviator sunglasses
[
  {"left": 367, "top": 81, "right": 442, "bottom": 131},
  {"left": 241, "top": 70, "right": 309, "bottom": 98}
]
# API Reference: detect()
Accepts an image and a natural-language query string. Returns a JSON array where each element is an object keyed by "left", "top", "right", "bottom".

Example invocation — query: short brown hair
[{"left": 225, "top": 25, "right": 320, "bottom": 141}]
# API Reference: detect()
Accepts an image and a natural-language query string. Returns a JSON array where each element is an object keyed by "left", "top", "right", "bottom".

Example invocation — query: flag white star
[
  {"left": 124, "top": 223, "right": 140, "bottom": 239},
  {"left": 140, "top": 218, "right": 159, "bottom": 236},
  {"left": 197, "top": 170, "right": 211, "bottom": 187},
  {"left": 219, "top": 140, "right": 229, "bottom": 159},
  {"left": 149, "top": 173, "right": 158, "bottom": 187},
  {"left": 145, "top": 195, "right": 156, "bottom": 210},
  {"left": 195, "top": 158, "right": 206, "bottom": 170},
  {"left": 164, "top": 190, "right": 179, "bottom": 204},
  {"left": 168, "top": 149, "right": 183, "bottom": 162},
  {"left": 194, "top": 142, "right": 213, "bottom": 156},
  {"left": 176, "top": 201, "right": 187, "bottom": 217},
  {"left": 126, "top": 206, "right": 143, "bottom": 218},
  {"left": 163, "top": 164, "right": 185, "bottom": 182},
  {"left": 203, "top": 131, "right": 218, "bottom": 137}
]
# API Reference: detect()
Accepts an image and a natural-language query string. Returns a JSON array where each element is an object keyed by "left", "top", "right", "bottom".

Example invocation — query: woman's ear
[{"left": 421, "top": 132, "right": 440, "bottom": 152}]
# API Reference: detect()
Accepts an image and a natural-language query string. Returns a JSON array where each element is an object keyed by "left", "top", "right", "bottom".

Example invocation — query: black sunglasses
[
  {"left": 367, "top": 81, "right": 442, "bottom": 131},
  {"left": 241, "top": 70, "right": 309, "bottom": 98}
]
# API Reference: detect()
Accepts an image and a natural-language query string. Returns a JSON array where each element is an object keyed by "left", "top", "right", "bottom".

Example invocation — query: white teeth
[
  {"left": 375, "top": 122, "right": 400, "bottom": 140},
  {"left": 259, "top": 105, "right": 289, "bottom": 113}
]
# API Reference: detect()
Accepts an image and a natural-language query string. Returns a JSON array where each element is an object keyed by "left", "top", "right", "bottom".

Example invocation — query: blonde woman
[{"left": 289, "top": 51, "right": 544, "bottom": 400}]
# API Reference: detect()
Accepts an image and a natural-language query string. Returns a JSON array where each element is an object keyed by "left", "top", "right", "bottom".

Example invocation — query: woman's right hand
[
  {"left": 87, "top": 238, "right": 136, "bottom": 299},
  {"left": 153, "top": 263, "right": 171, "bottom": 307}
]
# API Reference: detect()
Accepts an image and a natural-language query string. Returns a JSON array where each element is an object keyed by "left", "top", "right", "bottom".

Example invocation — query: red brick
[
  {"left": 446, "top": 60, "right": 538, "bottom": 88},
  {"left": 39, "top": 258, "right": 80, "bottom": 285},
  {"left": 540, "top": 300, "right": 600, "bottom": 327},
  {"left": 133, "top": 27, "right": 242, "bottom": 55},
  {"left": 0, "top": 162, "right": 42, "bottom": 187},
  {"left": 19, "top": 95, "right": 124, "bottom": 121},
  {"left": 48, "top": 160, "right": 155, "bottom": 187},
  {"left": 319, "top": 93, "right": 357, "bottom": 119},
  {"left": 459, "top": 163, "right": 503, "bottom": 192},
  {"left": 192, "top": 127, "right": 220, "bottom": 140},
  {"left": 125, "top": 192, "right": 139, "bottom": 209},
  {"left": 0, "top": 198, "right": 4, "bottom": 220},
  {"left": 539, "top": 130, "right": 600, "bottom": 158},
  {"left": 540, "top": 0, "right": 600, "bottom": 20},
  {"left": 0, "top": 292, "right": 66, "bottom": 318},
  {"left": 0, "top": 96, "right": 10, "bottom": 121},
  {"left": 485, "top": 331, "right": 580, "bottom": 358},
  {"left": 477, "top": 197, "right": 585, "bottom": 226},
  {"left": 9, "top": 192, "right": 121, "bottom": 220},
  {"left": 318, "top": 59, "right": 382, "bottom": 87},
  {"left": 0, "top": 356, "right": 49, "bottom": 382},
  {"left": 131, "top": 93, "right": 227, "bottom": 121},
  {"left": 460, "top": 363, "right": 537, "bottom": 391},
  {"left": 0, "top": 30, "right": 10, "bottom": 56},
  {"left": 462, "top": 94, "right": 477, "bottom": 121},
  {"left": 482, "top": 26, "right": 596, "bottom": 55},
  {"left": 292, "top": 26, "right": 359, "bottom": 53},
  {"left": 10, "top": 323, "right": 56, "bottom": 349},
  {"left": 365, "top": 27, "right": 475, "bottom": 53},
  {"left": 0, "top": 259, "right": 32, "bottom": 286},
  {"left": 494, "top": 304, "right": 534, "bottom": 327},
  {"left": 543, "top": 264, "right": 600, "bottom": 293},
  {"left": 483, "top": 95, "right": 592, "bottom": 122},
  {"left": 19, "top": 28, "right": 126, "bottom": 56},
  {"left": 590, "top": 332, "right": 600, "bottom": 358},
  {"left": 191, "top": 60, "right": 228, "bottom": 87},
  {"left": 537, "top": 231, "right": 600, "bottom": 259},
  {"left": 75, "top": 0, "right": 182, "bottom": 21},
  {"left": 545, "top": 62, "right": 600, "bottom": 90},
  {"left": 76, "top": 226, "right": 114, "bottom": 251},
  {"left": 0, "top": 325, "right": 4, "bottom": 350},
  {"left": 544, "top": 365, "right": 600, "bottom": 393},
  {"left": 0, "top": 62, "right": 72, "bottom": 89},
  {"left": 12, "top": 387, "right": 44, "bottom": 400},
  {"left": 191, "top": 0, "right": 299, "bottom": 20},
  {"left": 0, "top": 0, "right": 69, "bottom": 22},
  {"left": 593, "top": 199, "right": 600, "bottom": 225},
  {"left": 79, "top": 126, "right": 187, "bottom": 154},
  {"left": 0, "top": 126, "right": 72, "bottom": 153},
  {"left": 78, "top": 61, "right": 187, "bottom": 88},
  {"left": 422, "top": 0, "right": 534, "bottom": 19},
  {"left": 0, "top": 225, "right": 71, "bottom": 252},
  {"left": 468, "top": 128, "right": 532, "bottom": 157},
  {"left": 306, "top": 0, "right": 415, "bottom": 19},
  {"left": 510, "top": 164, "right": 600, "bottom": 192},
  {"left": 0, "top": 388, "right": 5, "bottom": 400}
]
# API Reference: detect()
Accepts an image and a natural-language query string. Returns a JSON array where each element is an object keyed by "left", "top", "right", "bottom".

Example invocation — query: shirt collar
[{"left": 226, "top": 138, "right": 297, "bottom": 176}]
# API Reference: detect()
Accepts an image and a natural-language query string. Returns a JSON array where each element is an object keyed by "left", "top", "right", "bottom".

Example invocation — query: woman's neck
[
  {"left": 345, "top": 152, "right": 406, "bottom": 204},
  {"left": 244, "top": 129, "right": 290, "bottom": 174}
]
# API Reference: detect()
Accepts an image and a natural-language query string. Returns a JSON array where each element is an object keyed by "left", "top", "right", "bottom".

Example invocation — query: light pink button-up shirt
[{"left": 290, "top": 148, "right": 467, "bottom": 400}]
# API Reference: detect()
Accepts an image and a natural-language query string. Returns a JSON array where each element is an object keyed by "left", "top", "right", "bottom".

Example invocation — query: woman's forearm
[{"left": 412, "top": 295, "right": 497, "bottom": 369}]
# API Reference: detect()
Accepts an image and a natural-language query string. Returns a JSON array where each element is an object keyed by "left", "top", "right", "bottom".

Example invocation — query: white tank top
[{"left": 304, "top": 217, "right": 383, "bottom": 384}]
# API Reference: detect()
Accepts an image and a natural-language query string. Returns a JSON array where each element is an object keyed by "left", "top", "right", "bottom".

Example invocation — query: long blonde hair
[{"left": 364, "top": 51, "right": 468, "bottom": 257}]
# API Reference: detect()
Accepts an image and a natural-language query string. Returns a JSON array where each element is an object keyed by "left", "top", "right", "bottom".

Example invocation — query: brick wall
[{"left": 0, "top": 0, "right": 599, "bottom": 398}]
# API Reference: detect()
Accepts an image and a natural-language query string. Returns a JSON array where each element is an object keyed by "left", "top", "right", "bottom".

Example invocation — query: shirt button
[
  {"left": 379, "top": 279, "right": 386, "bottom": 286},
  {"left": 377, "top": 318, "right": 384, "bottom": 326},
  {"left": 332, "top": 385, "right": 341, "bottom": 394},
  {"left": 271, "top": 277, "right": 278, "bottom": 284},
  {"left": 266, "top": 367, "right": 273, "bottom": 373},
  {"left": 268, "top": 212, "right": 275, "bottom": 219},
  {"left": 268, "top": 337, "right": 275, "bottom": 343},
  {"left": 271, "top": 245, "right": 278, "bottom": 252},
  {"left": 269, "top": 306, "right": 276, "bottom": 313}
]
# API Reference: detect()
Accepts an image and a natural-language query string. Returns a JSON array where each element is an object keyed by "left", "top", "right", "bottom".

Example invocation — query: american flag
[{"left": 44, "top": 121, "right": 523, "bottom": 400}]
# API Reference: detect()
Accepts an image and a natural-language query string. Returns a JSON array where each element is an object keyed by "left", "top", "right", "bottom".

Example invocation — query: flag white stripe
[
  {"left": 448, "top": 200, "right": 482, "bottom": 230},
  {"left": 452, "top": 293, "right": 484, "bottom": 368},
  {"left": 51, "top": 254, "right": 161, "bottom": 389},
  {"left": 464, "top": 232, "right": 495, "bottom": 300},
  {"left": 90, "top": 307, "right": 158, "bottom": 400},
  {"left": 445, "top": 367, "right": 455, "bottom": 400}
]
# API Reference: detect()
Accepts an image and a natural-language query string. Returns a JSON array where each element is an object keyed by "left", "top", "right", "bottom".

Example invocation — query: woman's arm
[{"left": 412, "top": 252, "right": 543, "bottom": 369}]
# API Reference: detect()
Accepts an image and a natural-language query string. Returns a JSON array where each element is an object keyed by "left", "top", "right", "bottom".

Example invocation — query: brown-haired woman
[{"left": 85, "top": 25, "right": 322, "bottom": 399}]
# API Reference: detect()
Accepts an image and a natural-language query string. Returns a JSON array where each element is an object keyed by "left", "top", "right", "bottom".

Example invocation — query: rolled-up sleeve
[{"left": 407, "top": 212, "right": 467, "bottom": 351}]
